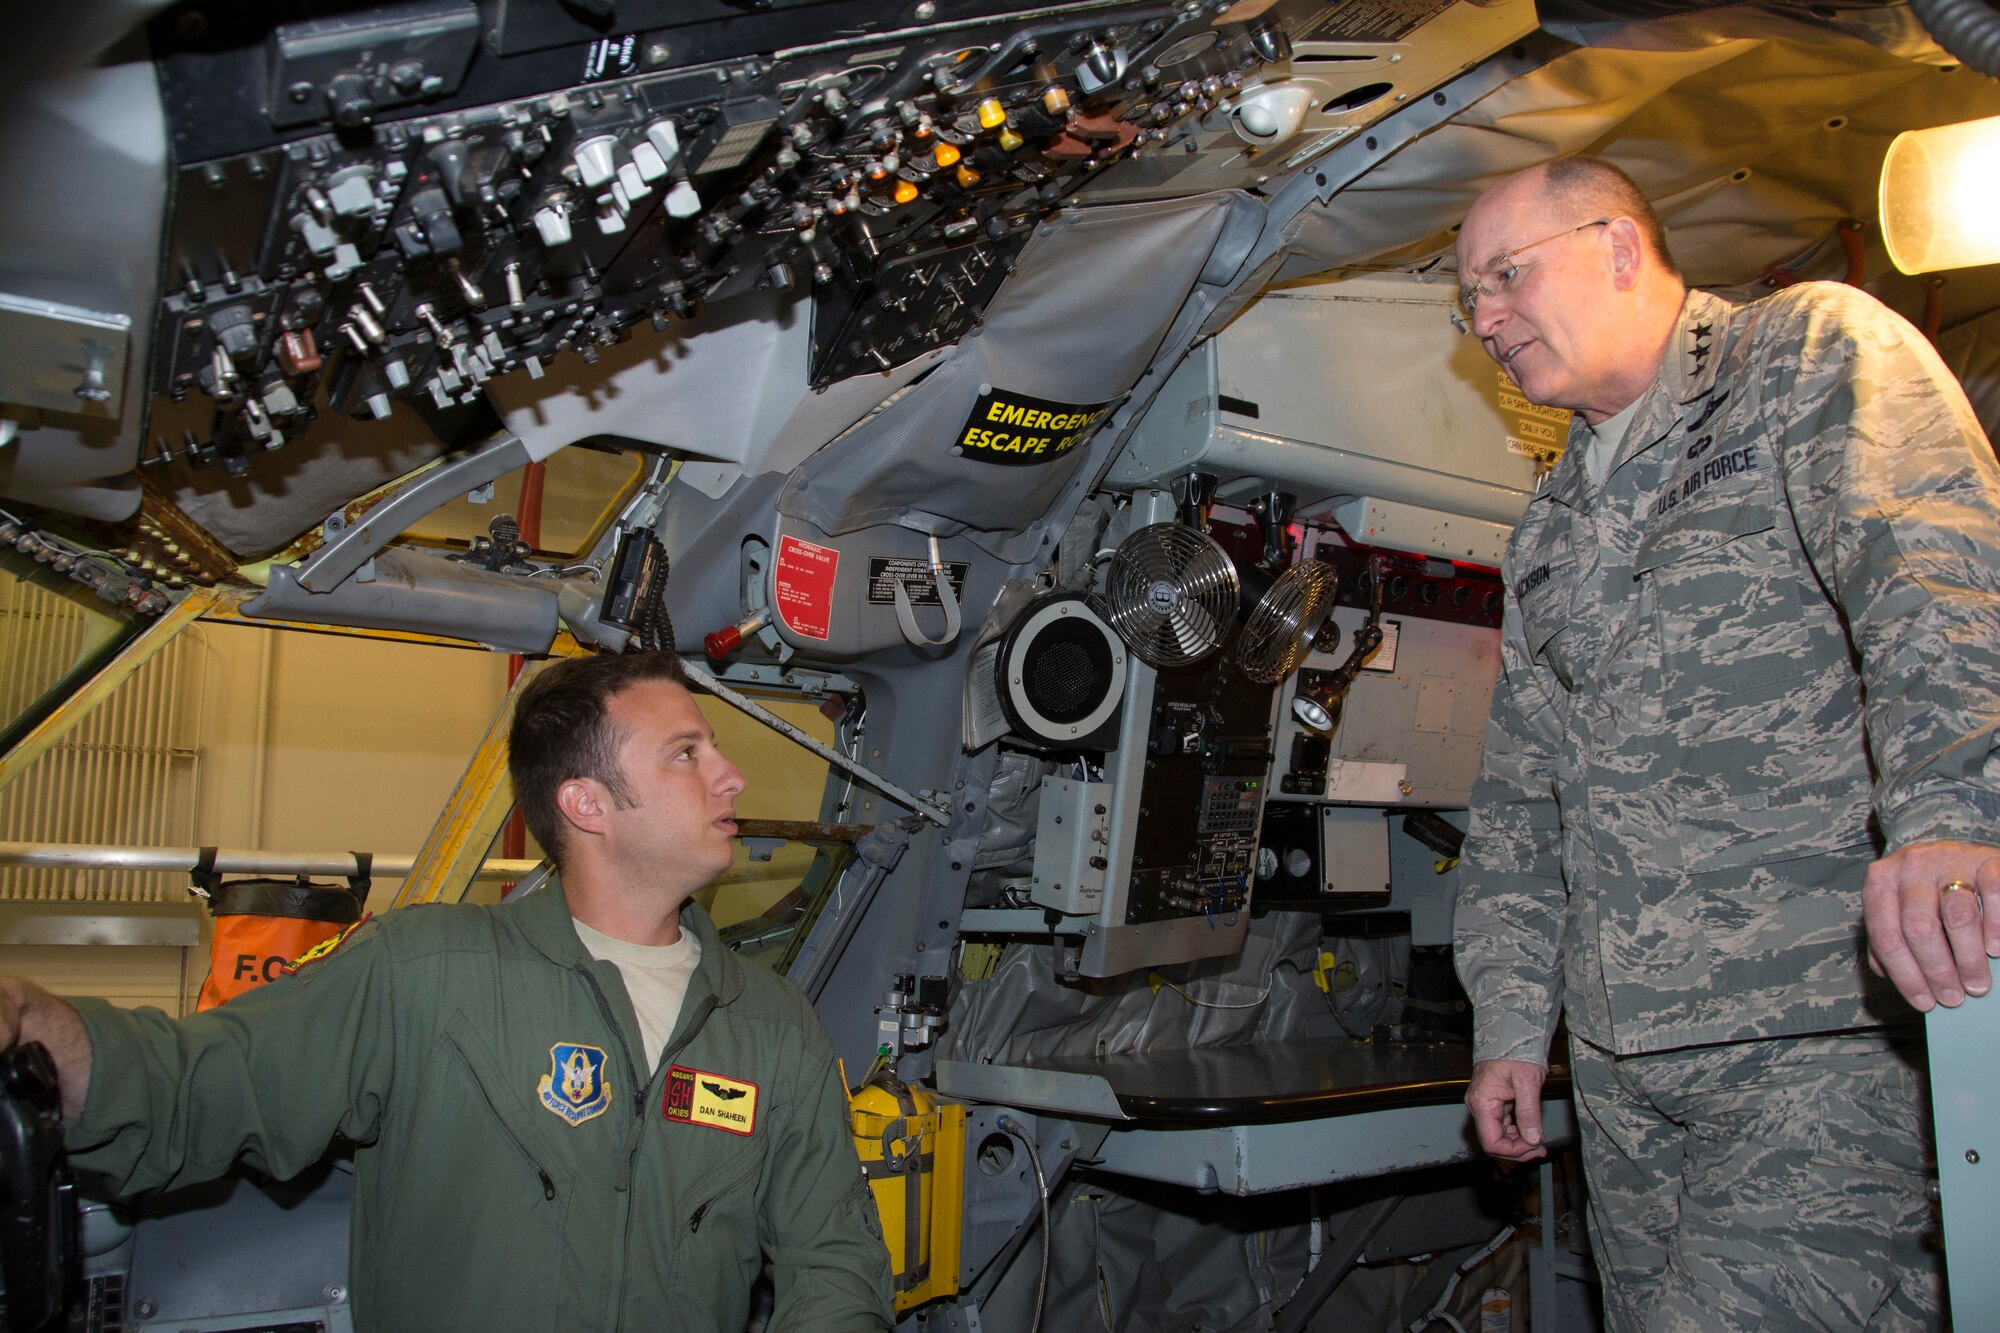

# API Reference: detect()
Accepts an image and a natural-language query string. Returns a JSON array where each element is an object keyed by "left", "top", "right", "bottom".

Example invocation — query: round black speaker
[{"left": 996, "top": 593, "right": 1127, "bottom": 749}]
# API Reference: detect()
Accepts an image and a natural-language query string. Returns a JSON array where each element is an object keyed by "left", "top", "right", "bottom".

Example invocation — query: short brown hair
[
  {"left": 1543, "top": 157, "right": 1681, "bottom": 280},
  {"left": 507, "top": 651, "right": 689, "bottom": 865}
]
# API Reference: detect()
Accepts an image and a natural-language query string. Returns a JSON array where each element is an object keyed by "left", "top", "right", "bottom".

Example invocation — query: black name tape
[{"left": 954, "top": 388, "right": 1116, "bottom": 466}]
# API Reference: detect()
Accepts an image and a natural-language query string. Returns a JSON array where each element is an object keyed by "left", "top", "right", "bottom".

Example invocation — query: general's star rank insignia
[
  {"left": 538, "top": 1043, "right": 613, "bottom": 1126},
  {"left": 664, "top": 1065, "right": 758, "bottom": 1135}
]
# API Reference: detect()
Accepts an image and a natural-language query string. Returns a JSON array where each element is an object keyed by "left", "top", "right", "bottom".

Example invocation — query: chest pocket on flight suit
[
  {"left": 1516, "top": 535, "right": 1580, "bottom": 693},
  {"left": 424, "top": 1014, "right": 572, "bottom": 1325},
  {"left": 1634, "top": 482, "right": 1872, "bottom": 869},
  {"left": 1634, "top": 488, "right": 1800, "bottom": 699},
  {"left": 663, "top": 1063, "right": 771, "bottom": 1305}
]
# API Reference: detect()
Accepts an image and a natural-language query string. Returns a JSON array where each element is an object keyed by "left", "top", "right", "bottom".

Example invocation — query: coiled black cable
[{"left": 1912, "top": 0, "right": 2000, "bottom": 77}]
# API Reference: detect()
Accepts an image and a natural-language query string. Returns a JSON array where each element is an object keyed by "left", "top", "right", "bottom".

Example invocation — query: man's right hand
[
  {"left": 1, "top": 976, "right": 25, "bottom": 1049},
  {"left": 0, "top": 977, "right": 91, "bottom": 1119},
  {"left": 1466, "top": 1057, "right": 1548, "bottom": 1162}
]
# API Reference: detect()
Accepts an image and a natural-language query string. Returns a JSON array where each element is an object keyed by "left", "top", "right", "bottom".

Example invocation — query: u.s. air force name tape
[{"left": 953, "top": 387, "right": 1116, "bottom": 465}]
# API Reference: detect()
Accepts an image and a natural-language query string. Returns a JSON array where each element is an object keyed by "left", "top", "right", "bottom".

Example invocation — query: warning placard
[
  {"left": 867, "top": 557, "right": 970, "bottom": 606},
  {"left": 1495, "top": 369, "right": 1572, "bottom": 469},
  {"left": 953, "top": 388, "right": 1116, "bottom": 466},
  {"left": 1296, "top": 0, "right": 1454, "bottom": 44},
  {"left": 774, "top": 536, "right": 839, "bottom": 641}
]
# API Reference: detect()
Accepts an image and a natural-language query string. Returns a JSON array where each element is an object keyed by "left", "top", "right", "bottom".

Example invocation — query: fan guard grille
[
  {"left": 1103, "top": 524, "right": 1241, "bottom": 669},
  {"left": 1236, "top": 559, "right": 1339, "bottom": 683}
]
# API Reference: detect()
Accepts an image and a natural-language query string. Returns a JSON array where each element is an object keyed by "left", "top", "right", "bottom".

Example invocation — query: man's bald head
[
  {"left": 1538, "top": 159, "right": 1680, "bottom": 278},
  {"left": 1463, "top": 160, "right": 1678, "bottom": 277},
  {"left": 1455, "top": 157, "right": 1686, "bottom": 423}
]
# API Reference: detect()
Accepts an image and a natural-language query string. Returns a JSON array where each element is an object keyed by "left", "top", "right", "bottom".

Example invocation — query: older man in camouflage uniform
[{"left": 1452, "top": 156, "right": 2000, "bottom": 1331}]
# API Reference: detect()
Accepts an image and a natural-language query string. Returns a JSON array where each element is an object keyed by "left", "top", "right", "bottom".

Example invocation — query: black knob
[
  {"left": 428, "top": 142, "right": 473, "bottom": 206},
  {"left": 207, "top": 304, "right": 259, "bottom": 363},
  {"left": 1249, "top": 23, "right": 1293, "bottom": 64},
  {"left": 1085, "top": 42, "right": 1120, "bottom": 85},
  {"left": 326, "top": 73, "right": 374, "bottom": 129}
]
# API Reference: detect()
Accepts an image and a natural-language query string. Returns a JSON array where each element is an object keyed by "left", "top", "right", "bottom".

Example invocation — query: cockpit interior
[{"left": 3, "top": 0, "right": 1999, "bottom": 1328}]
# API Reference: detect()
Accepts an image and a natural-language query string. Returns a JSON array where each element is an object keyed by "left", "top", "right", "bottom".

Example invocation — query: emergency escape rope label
[
  {"left": 866, "top": 557, "right": 970, "bottom": 606},
  {"left": 953, "top": 387, "right": 1116, "bottom": 465},
  {"left": 774, "top": 535, "right": 839, "bottom": 641}
]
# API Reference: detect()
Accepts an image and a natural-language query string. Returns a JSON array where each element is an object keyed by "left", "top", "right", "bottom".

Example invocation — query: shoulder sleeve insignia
[
  {"left": 538, "top": 1043, "right": 613, "bottom": 1126},
  {"left": 283, "top": 913, "right": 373, "bottom": 975}
]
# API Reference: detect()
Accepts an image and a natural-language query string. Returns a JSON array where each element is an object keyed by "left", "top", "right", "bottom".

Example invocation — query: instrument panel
[{"left": 145, "top": 0, "right": 1294, "bottom": 473}]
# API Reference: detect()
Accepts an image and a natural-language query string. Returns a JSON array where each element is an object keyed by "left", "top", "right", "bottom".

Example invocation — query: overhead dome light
[
  {"left": 1880, "top": 114, "right": 2000, "bottom": 274},
  {"left": 1229, "top": 83, "right": 1314, "bottom": 148}
]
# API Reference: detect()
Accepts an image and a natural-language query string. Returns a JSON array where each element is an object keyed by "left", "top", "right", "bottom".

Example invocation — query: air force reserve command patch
[
  {"left": 664, "top": 1065, "right": 759, "bottom": 1135},
  {"left": 538, "top": 1043, "right": 613, "bottom": 1126}
]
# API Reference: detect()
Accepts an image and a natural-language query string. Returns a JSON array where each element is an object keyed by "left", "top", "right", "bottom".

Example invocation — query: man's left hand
[{"left": 1862, "top": 840, "right": 2000, "bottom": 1011}]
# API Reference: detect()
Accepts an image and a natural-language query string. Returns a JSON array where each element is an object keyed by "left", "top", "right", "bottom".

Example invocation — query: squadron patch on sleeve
[
  {"left": 538, "top": 1043, "right": 613, "bottom": 1126},
  {"left": 663, "top": 1065, "right": 759, "bottom": 1136}
]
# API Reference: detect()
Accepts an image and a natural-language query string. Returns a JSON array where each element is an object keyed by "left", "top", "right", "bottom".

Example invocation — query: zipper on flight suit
[
  {"left": 447, "top": 1040, "right": 558, "bottom": 1201},
  {"left": 577, "top": 965, "right": 645, "bottom": 1120}
]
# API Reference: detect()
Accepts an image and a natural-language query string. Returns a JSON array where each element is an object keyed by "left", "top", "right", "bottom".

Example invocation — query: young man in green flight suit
[{"left": 1, "top": 649, "right": 894, "bottom": 1331}]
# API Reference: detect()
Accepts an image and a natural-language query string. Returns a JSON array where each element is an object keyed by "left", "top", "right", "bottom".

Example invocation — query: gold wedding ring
[{"left": 1941, "top": 880, "right": 1977, "bottom": 896}]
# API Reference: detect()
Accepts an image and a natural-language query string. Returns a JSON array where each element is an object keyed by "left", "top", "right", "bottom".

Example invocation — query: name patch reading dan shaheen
[
  {"left": 664, "top": 1064, "right": 759, "bottom": 1135},
  {"left": 954, "top": 388, "right": 1116, "bottom": 466}
]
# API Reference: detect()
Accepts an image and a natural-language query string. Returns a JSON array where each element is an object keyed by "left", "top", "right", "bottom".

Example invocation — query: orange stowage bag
[{"left": 192, "top": 852, "right": 371, "bottom": 1010}]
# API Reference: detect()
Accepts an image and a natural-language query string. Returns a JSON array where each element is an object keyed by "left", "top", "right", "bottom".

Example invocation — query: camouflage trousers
[{"left": 1567, "top": 1028, "right": 1940, "bottom": 1332}]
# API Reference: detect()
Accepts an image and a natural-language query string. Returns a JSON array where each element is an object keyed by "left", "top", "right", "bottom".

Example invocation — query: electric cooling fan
[
  {"left": 1102, "top": 523, "right": 1241, "bottom": 668},
  {"left": 1235, "top": 558, "right": 1339, "bottom": 683}
]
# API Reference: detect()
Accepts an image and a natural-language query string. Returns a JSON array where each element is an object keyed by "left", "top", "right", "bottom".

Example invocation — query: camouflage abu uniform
[{"left": 1456, "top": 283, "right": 2000, "bottom": 1330}]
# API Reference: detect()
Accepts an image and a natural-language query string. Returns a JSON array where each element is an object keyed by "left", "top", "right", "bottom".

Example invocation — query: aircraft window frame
[
  {"left": 0, "top": 549, "right": 147, "bottom": 758},
  {"left": 397, "top": 443, "right": 649, "bottom": 561}
]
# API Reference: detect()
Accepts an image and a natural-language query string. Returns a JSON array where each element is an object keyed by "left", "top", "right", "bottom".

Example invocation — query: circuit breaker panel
[{"left": 1126, "top": 659, "right": 1274, "bottom": 926}]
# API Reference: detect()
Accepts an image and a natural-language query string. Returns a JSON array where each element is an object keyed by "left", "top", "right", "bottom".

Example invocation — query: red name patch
[{"left": 663, "top": 1064, "right": 759, "bottom": 1136}]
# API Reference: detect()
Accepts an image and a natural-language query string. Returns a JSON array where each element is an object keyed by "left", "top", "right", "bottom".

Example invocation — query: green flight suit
[{"left": 63, "top": 883, "right": 894, "bottom": 1332}]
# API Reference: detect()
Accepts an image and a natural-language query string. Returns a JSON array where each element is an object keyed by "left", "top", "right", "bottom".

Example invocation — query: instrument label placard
[
  {"left": 774, "top": 535, "right": 839, "bottom": 641},
  {"left": 866, "top": 557, "right": 970, "bottom": 606}
]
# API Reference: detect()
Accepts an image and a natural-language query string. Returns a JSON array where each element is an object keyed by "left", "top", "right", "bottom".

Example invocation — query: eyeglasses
[{"left": 1452, "top": 218, "right": 1609, "bottom": 332}]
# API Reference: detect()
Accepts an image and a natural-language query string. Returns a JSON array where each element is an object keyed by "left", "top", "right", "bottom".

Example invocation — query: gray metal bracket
[
  {"left": 1930, "top": 995, "right": 1999, "bottom": 1324},
  {"left": 1268, "top": 33, "right": 1574, "bottom": 219},
  {"left": 1084, "top": 1096, "right": 1577, "bottom": 1196},
  {"left": 296, "top": 431, "right": 534, "bottom": 593},
  {"left": 683, "top": 658, "right": 952, "bottom": 825},
  {"left": 1272, "top": 1195, "right": 1402, "bottom": 1333},
  {"left": 935, "top": 1060, "right": 1132, "bottom": 1122}
]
